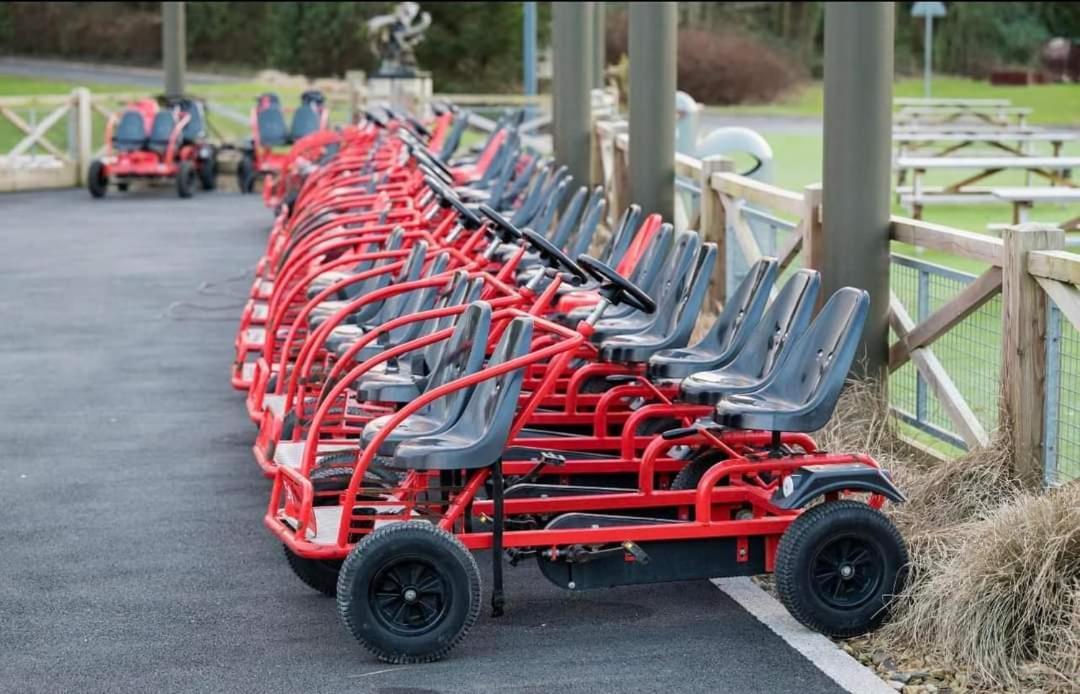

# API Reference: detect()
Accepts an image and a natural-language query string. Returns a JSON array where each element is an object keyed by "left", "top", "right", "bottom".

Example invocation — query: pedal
[
  {"left": 622, "top": 541, "right": 651, "bottom": 565},
  {"left": 538, "top": 450, "right": 566, "bottom": 467}
]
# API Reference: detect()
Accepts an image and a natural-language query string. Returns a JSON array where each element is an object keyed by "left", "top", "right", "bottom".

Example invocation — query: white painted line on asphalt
[{"left": 714, "top": 577, "right": 896, "bottom": 694}]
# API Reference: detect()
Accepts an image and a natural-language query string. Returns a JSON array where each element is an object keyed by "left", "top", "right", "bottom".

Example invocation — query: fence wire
[{"left": 1045, "top": 303, "right": 1080, "bottom": 485}]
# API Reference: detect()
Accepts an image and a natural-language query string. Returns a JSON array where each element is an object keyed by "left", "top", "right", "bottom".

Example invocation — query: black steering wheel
[
  {"left": 364, "top": 108, "right": 390, "bottom": 129},
  {"left": 520, "top": 228, "right": 587, "bottom": 285},
  {"left": 478, "top": 204, "right": 524, "bottom": 244},
  {"left": 424, "top": 175, "right": 483, "bottom": 230},
  {"left": 408, "top": 138, "right": 455, "bottom": 182},
  {"left": 577, "top": 255, "right": 656, "bottom": 314}
]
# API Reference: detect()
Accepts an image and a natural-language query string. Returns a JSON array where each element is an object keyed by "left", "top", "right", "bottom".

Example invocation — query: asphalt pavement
[{"left": 0, "top": 186, "right": 850, "bottom": 693}]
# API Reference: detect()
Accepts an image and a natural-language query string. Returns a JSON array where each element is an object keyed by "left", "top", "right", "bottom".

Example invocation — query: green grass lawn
[{"left": 708, "top": 75, "right": 1080, "bottom": 127}]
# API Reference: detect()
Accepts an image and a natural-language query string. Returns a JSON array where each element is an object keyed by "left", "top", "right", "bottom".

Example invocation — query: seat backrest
[
  {"left": 256, "top": 93, "right": 288, "bottom": 147},
  {"left": 176, "top": 99, "right": 205, "bottom": 142},
  {"left": 418, "top": 275, "right": 486, "bottom": 373},
  {"left": 484, "top": 132, "right": 521, "bottom": 206},
  {"left": 720, "top": 269, "right": 821, "bottom": 382},
  {"left": 758, "top": 287, "right": 869, "bottom": 430},
  {"left": 599, "top": 230, "right": 699, "bottom": 332},
  {"left": 509, "top": 164, "right": 551, "bottom": 227},
  {"left": 147, "top": 109, "right": 176, "bottom": 151},
  {"left": 626, "top": 223, "right": 674, "bottom": 300},
  {"left": 550, "top": 186, "right": 587, "bottom": 250},
  {"left": 695, "top": 257, "right": 779, "bottom": 357},
  {"left": 501, "top": 155, "right": 538, "bottom": 211},
  {"left": 438, "top": 113, "right": 469, "bottom": 160},
  {"left": 565, "top": 187, "right": 606, "bottom": 259},
  {"left": 600, "top": 204, "right": 643, "bottom": 267},
  {"left": 450, "top": 316, "right": 534, "bottom": 444},
  {"left": 532, "top": 176, "right": 572, "bottom": 240},
  {"left": 663, "top": 241, "right": 719, "bottom": 345},
  {"left": 112, "top": 110, "right": 148, "bottom": 151},
  {"left": 422, "top": 301, "right": 493, "bottom": 422},
  {"left": 290, "top": 103, "right": 322, "bottom": 142},
  {"left": 387, "top": 252, "right": 450, "bottom": 342},
  {"left": 371, "top": 242, "right": 438, "bottom": 324},
  {"left": 615, "top": 213, "right": 663, "bottom": 276},
  {"left": 342, "top": 227, "right": 406, "bottom": 301}
]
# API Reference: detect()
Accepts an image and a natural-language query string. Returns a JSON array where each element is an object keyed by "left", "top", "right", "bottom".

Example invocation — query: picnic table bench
[
  {"left": 895, "top": 155, "right": 1080, "bottom": 217},
  {"left": 894, "top": 97, "right": 1012, "bottom": 108},
  {"left": 991, "top": 187, "right": 1080, "bottom": 230}
]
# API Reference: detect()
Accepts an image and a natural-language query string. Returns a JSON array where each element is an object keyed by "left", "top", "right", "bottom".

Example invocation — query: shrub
[{"left": 606, "top": 17, "right": 804, "bottom": 106}]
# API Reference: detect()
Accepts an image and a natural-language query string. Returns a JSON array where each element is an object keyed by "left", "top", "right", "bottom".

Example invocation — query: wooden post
[
  {"left": 609, "top": 122, "right": 630, "bottom": 227},
  {"left": 699, "top": 156, "right": 734, "bottom": 308},
  {"left": 1000, "top": 223, "right": 1065, "bottom": 487},
  {"left": 75, "top": 88, "right": 92, "bottom": 186},
  {"left": 589, "top": 115, "right": 605, "bottom": 188},
  {"left": 802, "top": 182, "right": 824, "bottom": 305}
]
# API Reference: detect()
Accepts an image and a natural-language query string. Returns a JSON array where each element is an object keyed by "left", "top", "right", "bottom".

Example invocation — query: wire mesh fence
[{"left": 1044, "top": 302, "right": 1080, "bottom": 485}]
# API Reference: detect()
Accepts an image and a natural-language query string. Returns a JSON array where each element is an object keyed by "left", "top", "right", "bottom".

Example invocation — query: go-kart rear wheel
[
  {"left": 177, "top": 160, "right": 196, "bottom": 198},
  {"left": 337, "top": 520, "right": 481, "bottom": 664},
  {"left": 775, "top": 500, "right": 908, "bottom": 638},
  {"left": 670, "top": 451, "right": 723, "bottom": 491},
  {"left": 283, "top": 545, "right": 342, "bottom": 596},
  {"left": 237, "top": 154, "right": 255, "bottom": 194},
  {"left": 87, "top": 159, "right": 108, "bottom": 198},
  {"left": 197, "top": 152, "right": 217, "bottom": 191}
]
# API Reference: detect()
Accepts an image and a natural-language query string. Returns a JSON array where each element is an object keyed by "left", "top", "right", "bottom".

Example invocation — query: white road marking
[{"left": 714, "top": 577, "right": 896, "bottom": 694}]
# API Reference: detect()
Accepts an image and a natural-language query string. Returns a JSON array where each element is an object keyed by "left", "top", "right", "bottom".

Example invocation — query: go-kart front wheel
[
  {"left": 87, "top": 159, "right": 108, "bottom": 198},
  {"left": 775, "top": 500, "right": 908, "bottom": 638},
  {"left": 177, "top": 160, "right": 196, "bottom": 199},
  {"left": 337, "top": 521, "right": 481, "bottom": 664},
  {"left": 237, "top": 154, "right": 255, "bottom": 194},
  {"left": 197, "top": 151, "right": 217, "bottom": 191}
]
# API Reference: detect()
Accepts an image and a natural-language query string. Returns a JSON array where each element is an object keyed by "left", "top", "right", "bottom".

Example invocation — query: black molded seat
[
  {"left": 680, "top": 269, "right": 821, "bottom": 405},
  {"left": 355, "top": 274, "right": 484, "bottom": 403},
  {"left": 565, "top": 223, "right": 673, "bottom": 326},
  {"left": 361, "top": 301, "right": 493, "bottom": 456},
  {"left": 389, "top": 316, "right": 535, "bottom": 471},
  {"left": 112, "top": 110, "right": 148, "bottom": 152},
  {"left": 590, "top": 229, "right": 699, "bottom": 343},
  {"left": 565, "top": 186, "right": 606, "bottom": 260},
  {"left": 146, "top": 110, "right": 176, "bottom": 155},
  {"left": 290, "top": 103, "right": 321, "bottom": 141},
  {"left": 307, "top": 227, "right": 406, "bottom": 301},
  {"left": 648, "top": 258, "right": 778, "bottom": 382},
  {"left": 256, "top": 93, "right": 288, "bottom": 147},
  {"left": 600, "top": 240, "right": 717, "bottom": 363},
  {"left": 175, "top": 99, "right": 206, "bottom": 143},
  {"left": 713, "top": 287, "right": 869, "bottom": 432},
  {"left": 320, "top": 241, "right": 429, "bottom": 349}
]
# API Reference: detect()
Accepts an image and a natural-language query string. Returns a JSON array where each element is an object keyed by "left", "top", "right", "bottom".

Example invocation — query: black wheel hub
[
  {"left": 370, "top": 558, "right": 449, "bottom": 635},
  {"left": 810, "top": 536, "right": 883, "bottom": 609}
]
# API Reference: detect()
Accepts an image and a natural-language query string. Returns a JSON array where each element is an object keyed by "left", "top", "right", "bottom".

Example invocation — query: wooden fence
[{"left": 592, "top": 108, "right": 1073, "bottom": 487}]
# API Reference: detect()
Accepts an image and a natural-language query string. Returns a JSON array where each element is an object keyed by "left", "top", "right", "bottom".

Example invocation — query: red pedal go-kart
[
  {"left": 238, "top": 90, "right": 329, "bottom": 200},
  {"left": 88, "top": 97, "right": 216, "bottom": 199},
  {"left": 231, "top": 103, "right": 908, "bottom": 664}
]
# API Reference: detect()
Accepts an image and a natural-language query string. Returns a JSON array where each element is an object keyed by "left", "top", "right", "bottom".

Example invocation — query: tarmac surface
[{"left": 0, "top": 187, "right": 850, "bottom": 693}]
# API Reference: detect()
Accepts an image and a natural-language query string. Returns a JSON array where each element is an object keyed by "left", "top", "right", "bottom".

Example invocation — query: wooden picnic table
[
  {"left": 895, "top": 155, "right": 1080, "bottom": 217},
  {"left": 991, "top": 187, "right": 1080, "bottom": 229},
  {"left": 894, "top": 97, "right": 1012, "bottom": 108},
  {"left": 893, "top": 130, "right": 1078, "bottom": 188},
  {"left": 895, "top": 105, "right": 1033, "bottom": 129}
]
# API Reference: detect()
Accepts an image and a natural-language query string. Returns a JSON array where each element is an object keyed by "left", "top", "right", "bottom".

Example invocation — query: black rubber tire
[
  {"left": 775, "top": 500, "right": 908, "bottom": 638},
  {"left": 337, "top": 520, "right": 481, "bottom": 664},
  {"left": 311, "top": 465, "right": 354, "bottom": 499},
  {"left": 177, "top": 160, "right": 196, "bottom": 198},
  {"left": 197, "top": 151, "right": 217, "bottom": 191},
  {"left": 237, "top": 155, "right": 255, "bottom": 194},
  {"left": 670, "top": 451, "right": 724, "bottom": 491},
  {"left": 283, "top": 544, "right": 342, "bottom": 596},
  {"left": 87, "top": 159, "right": 108, "bottom": 198}
]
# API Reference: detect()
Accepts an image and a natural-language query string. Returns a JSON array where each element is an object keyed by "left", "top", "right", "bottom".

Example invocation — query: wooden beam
[
  {"left": 0, "top": 106, "right": 68, "bottom": 160},
  {"left": 1027, "top": 249, "right": 1080, "bottom": 285},
  {"left": 999, "top": 223, "right": 1065, "bottom": 487},
  {"left": 889, "top": 266, "right": 1003, "bottom": 368},
  {"left": 891, "top": 215, "right": 1005, "bottom": 266},
  {"left": 722, "top": 195, "right": 764, "bottom": 266},
  {"left": 8, "top": 102, "right": 71, "bottom": 158},
  {"left": 776, "top": 220, "right": 804, "bottom": 273},
  {"left": 889, "top": 293, "right": 991, "bottom": 449},
  {"left": 709, "top": 171, "right": 804, "bottom": 217},
  {"left": 699, "top": 156, "right": 734, "bottom": 307},
  {"left": 1035, "top": 276, "right": 1080, "bottom": 334}
]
